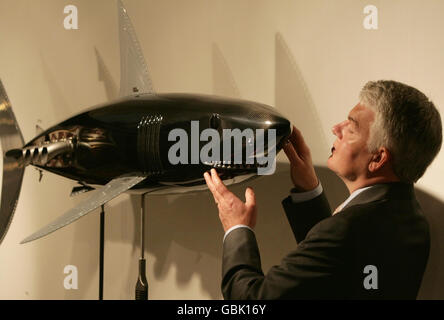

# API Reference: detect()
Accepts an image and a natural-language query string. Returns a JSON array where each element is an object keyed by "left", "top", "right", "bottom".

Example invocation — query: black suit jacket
[{"left": 222, "top": 182, "right": 430, "bottom": 299}]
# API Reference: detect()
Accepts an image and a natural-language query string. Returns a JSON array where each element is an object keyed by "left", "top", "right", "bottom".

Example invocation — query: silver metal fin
[
  {"left": 20, "top": 174, "right": 148, "bottom": 244},
  {"left": 0, "top": 79, "right": 25, "bottom": 245},
  {"left": 117, "top": 0, "right": 154, "bottom": 96}
]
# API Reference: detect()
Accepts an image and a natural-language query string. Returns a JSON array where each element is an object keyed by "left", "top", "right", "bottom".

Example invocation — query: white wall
[{"left": 0, "top": 0, "right": 443, "bottom": 299}]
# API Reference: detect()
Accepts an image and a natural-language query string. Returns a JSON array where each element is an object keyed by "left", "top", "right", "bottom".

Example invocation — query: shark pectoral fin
[{"left": 20, "top": 174, "right": 148, "bottom": 244}]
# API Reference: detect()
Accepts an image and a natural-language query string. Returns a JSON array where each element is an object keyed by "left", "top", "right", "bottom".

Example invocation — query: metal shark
[{"left": 0, "top": 0, "right": 291, "bottom": 245}]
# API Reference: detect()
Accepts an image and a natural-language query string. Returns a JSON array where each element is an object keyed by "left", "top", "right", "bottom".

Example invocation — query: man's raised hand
[{"left": 204, "top": 169, "right": 257, "bottom": 232}]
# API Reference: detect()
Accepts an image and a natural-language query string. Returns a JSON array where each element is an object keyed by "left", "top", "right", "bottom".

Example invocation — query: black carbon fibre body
[{"left": 24, "top": 93, "right": 291, "bottom": 191}]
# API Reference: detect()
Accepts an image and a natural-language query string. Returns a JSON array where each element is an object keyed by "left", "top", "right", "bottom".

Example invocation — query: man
[{"left": 204, "top": 80, "right": 442, "bottom": 299}]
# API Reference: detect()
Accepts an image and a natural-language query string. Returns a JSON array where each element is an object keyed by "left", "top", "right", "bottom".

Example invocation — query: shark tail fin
[{"left": 0, "top": 79, "right": 25, "bottom": 245}]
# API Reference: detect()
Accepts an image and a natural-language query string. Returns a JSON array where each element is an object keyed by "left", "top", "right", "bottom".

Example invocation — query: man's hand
[
  {"left": 283, "top": 126, "right": 319, "bottom": 192},
  {"left": 204, "top": 169, "right": 257, "bottom": 232}
]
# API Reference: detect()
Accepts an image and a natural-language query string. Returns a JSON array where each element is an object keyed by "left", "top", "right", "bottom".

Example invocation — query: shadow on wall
[
  {"left": 40, "top": 54, "right": 73, "bottom": 123},
  {"left": 212, "top": 43, "right": 241, "bottom": 99},
  {"left": 94, "top": 47, "right": 118, "bottom": 101},
  {"left": 275, "top": 32, "right": 329, "bottom": 163}
]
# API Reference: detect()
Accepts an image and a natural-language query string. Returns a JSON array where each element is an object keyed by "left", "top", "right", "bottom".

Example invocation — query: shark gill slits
[{"left": 137, "top": 114, "right": 163, "bottom": 175}]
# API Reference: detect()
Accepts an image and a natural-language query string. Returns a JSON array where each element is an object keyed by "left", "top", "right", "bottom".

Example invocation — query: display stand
[
  {"left": 135, "top": 194, "right": 149, "bottom": 300},
  {"left": 97, "top": 196, "right": 149, "bottom": 300},
  {"left": 99, "top": 204, "right": 105, "bottom": 300}
]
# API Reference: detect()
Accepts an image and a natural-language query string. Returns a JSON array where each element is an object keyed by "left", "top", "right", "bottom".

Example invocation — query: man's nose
[
  {"left": 331, "top": 123, "right": 342, "bottom": 139},
  {"left": 332, "top": 121, "right": 346, "bottom": 138}
]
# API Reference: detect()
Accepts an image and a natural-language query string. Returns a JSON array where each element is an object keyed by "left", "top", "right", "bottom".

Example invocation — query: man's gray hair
[{"left": 359, "top": 80, "right": 442, "bottom": 183}]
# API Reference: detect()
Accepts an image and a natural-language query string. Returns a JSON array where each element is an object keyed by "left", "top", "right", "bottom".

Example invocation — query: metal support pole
[
  {"left": 99, "top": 204, "right": 105, "bottom": 300},
  {"left": 135, "top": 194, "right": 148, "bottom": 300}
]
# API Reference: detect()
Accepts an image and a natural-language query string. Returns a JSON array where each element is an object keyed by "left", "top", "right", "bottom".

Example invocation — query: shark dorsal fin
[{"left": 117, "top": 0, "right": 155, "bottom": 97}]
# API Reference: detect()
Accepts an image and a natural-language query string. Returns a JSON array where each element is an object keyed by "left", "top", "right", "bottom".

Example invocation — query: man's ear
[{"left": 368, "top": 147, "right": 391, "bottom": 172}]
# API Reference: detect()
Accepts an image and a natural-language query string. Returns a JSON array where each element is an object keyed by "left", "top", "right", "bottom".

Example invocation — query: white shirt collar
[{"left": 333, "top": 185, "right": 374, "bottom": 215}]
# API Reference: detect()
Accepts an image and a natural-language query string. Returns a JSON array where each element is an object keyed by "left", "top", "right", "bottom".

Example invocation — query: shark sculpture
[{"left": 0, "top": 0, "right": 291, "bottom": 245}]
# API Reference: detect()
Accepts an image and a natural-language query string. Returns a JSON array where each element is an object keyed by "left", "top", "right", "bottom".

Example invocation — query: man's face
[{"left": 327, "top": 103, "right": 376, "bottom": 182}]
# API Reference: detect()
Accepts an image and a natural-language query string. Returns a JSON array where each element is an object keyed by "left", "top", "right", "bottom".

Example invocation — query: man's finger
[
  {"left": 245, "top": 187, "right": 256, "bottom": 208},
  {"left": 283, "top": 142, "right": 302, "bottom": 166},
  {"left": 289, "top": 126, "right": 310, "bottom": 156},
  {"left": 204, "top": 171, "right": 222, "bottom": 203},
  {"left": 211, "top": 169, "right": 230, "bottom": 197},
  {"left": 204, "top": 171, "right": 214, "bottom": 190}
]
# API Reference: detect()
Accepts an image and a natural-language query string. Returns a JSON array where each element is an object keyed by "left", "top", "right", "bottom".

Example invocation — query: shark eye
[{"left": 209, "top": 113, "right": 221, "bottom": 130}]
